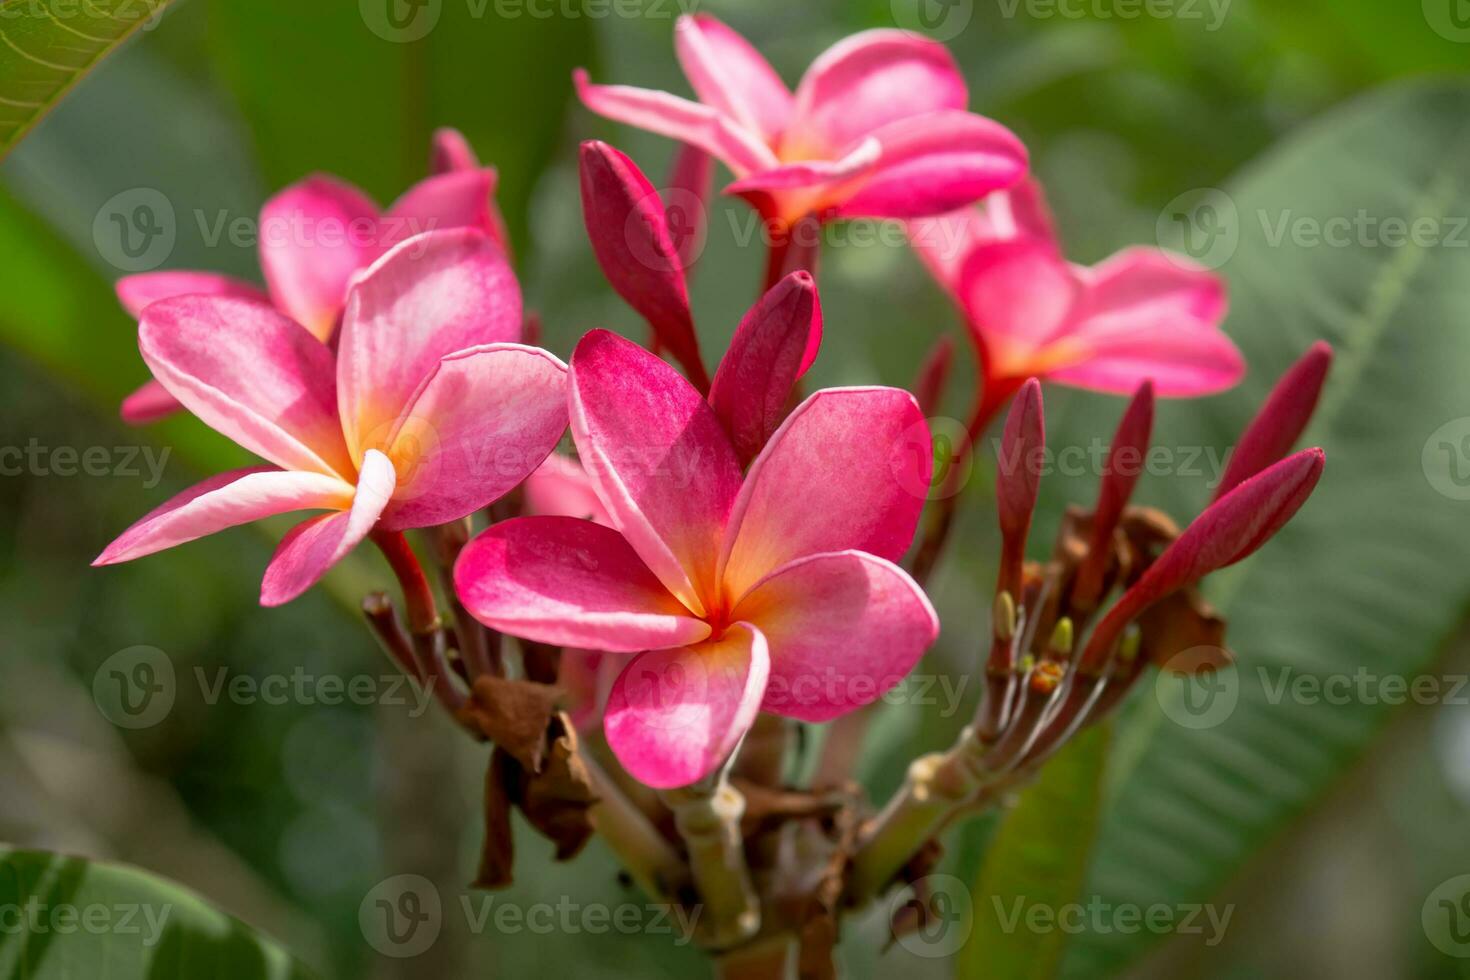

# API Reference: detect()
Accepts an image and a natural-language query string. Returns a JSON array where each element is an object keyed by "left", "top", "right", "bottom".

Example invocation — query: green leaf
[
  {"left": 958, "top": 724, "right": 1110, "bottom": 980},
  {"left": 0, "top": 847, "right": 315, "bottom": 979},
  {"left": 0, "top": 0, "right": 177, "bottom": 160},
  {"left": 1051, "top": 78, "right": 1470, "bottom": 974},
  {"left": 204, "top": 0, "right": 595, "bottom": 260}
]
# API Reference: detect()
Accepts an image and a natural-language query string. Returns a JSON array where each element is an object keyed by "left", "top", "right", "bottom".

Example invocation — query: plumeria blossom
[
  {"left": 115, "top": 128, "right": 506, "bottom": 424},
  {"left": 574, "top": 15, "right": 1027, "bottom": 230},
  {"left": 909, "top": 180, "right": 1245, "bottom": 418},
  {"left": 455, "top": 329, "right": 938, "bottom": 788},
  {"left": 96, "top": 229, "right": 568, "bottom": 606}
]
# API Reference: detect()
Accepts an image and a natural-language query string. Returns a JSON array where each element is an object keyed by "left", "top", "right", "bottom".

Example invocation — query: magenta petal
[
  {"left": 569, "top": 330, "right": 743, "bottom": 617},
  {"left": 120, "top": 379, "right": 183, "bottom": 425},
  {"left": 720, "top": 387, "right": 930, "bottom": 602},
  {"left": 708, "top": 271, "right": 823, "bottom": 464},
  {"left": 1047, "top": 321, "right": 1245, "bottom": 397},
  {"left": 454, "top": 516, "right": 711, "bottom": 653},
  {"left": 666, "top": 143, "right": 714, "bottom": 275},
  {"left": 1082, "top": 448, "right": 1325, "bottom": 668},
  {"left": 579, "top": 141, "right": 708, "bottom": 390},
  {"left": 337, "top": 228, "right": 521, "bottom": 463},
  {"left": 906, "top": 179, "right": 1057, "bottom": 298},
  {"left": 116, "top": 271, "right": 267, "bottom": 319},
  {"left": 139, "top": 296, "right": 353, "bottom": 478},
  {"left": 259, "top": 175, "right": 381, "bottom": 341},
  {"left": 259, "top": 450, "right": 396, "bottom": 607},
  {"left": 431, "top": 127, "right": 480, "bottom": 174},
  {"left": 790, "top": 29, "right": 967, "bottom": 156},
  {"left": 733, "top": 551, "right": 938, "bottom": 723},
  {"left": 1092, "top": 380, "right": 1155, "bottom": 541},
  {"left": 94, "top": 467, "right": 355, "bottom": 566},
  {"left": 836, "top": 111, "right": 1028, "bottom": 220},
  {"left": 573, "top": 69, "right": 777, "bottom": 177},
  {"left": 958, "top": 238, "right": 1082, "bottom": 362},
  {"left": 385, "top": 168, "right": 506, "bottom": 249},
  {"left": 1081, "top": 247, "right": 1227, "bottom": 328},
  {"left": 604, "top": 623, "right": 769, "bottom": 788},
  {"left": 1213, "top": 342, "right": 1333, "bottom": 500},
  {"left": 524, "top": 454, "right": 611, "bottom": 525},
  {"left": 674, "top": 14, "right": 793, "bottom": 143},
  {"left": 376, "top": 344, "right": 568, "bottom": 531}
]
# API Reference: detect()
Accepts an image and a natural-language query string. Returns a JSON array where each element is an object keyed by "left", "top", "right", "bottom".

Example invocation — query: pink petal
[
  {"left": 1072, "top": 381, "right": 1154, "bottom": 609},
  {"left": 732, "top": 551, "right": 937, "bottom": 722},
  {"left": 116, "top": 272, "right": 267, "bottom": 319},
  {"left": 906, "top": 179, "right": 1057, "bottom": 296},
  {"left": 120, "top": 379, "right": 183, "bottom": 425},
  {"left": 708, "top": 271, "right": 823, "bottom": 464},
  {"left": 337, "top": 228, "right": 522, "bottom": 465},
  {"left": 789, "top": 29, "right": 967, "bottom": 157},
  {"left": 1081, "top": 448, "right": 1325, "bottom": 670},
  {"left": 569, "top": 330, "right": 743, "bottom": 617},
  {"left": 1045, "top": 320, "right": 1245, "bottom": 396},
  {"left": 259, "top": 450, "right": 396, "bottom": 606},
  {"left": 579, "top": 141, "right": 708, "bottom": 391},
  {"left": 835, "top": 111, "right": 1028, "bottom": 220},
  {"left": 957, "top": 238, "right": 1082, "bottom": 369},
  {"left": 385, "top": 168, "right": 506, "bottom": 249},
  {"left": 604, "top": 623, "right": 769, "bottom": 788},
  {"left": 524, "top": 454, "right": 611, "bottom": 525},
  {"left": 1213, "top": 341, "right": 1332, "bottom": 500},
  {"left": 259, "top": 175, "right": 382, "bottom": 341},
  {"left": 720, "top": 387, "right": 930, "bottom": 603},
  {"left": 454, "top": 516, "right": 711, "bottom": 653},
  {"left": 93, "top": 467, "right": 355, "bottom": 566},
  {"left": 674, "top": 14, "right": 793, "bottom": 143},
  {"left": 1079, "top": 246, "right": 1227, "bottom": 329},
  {"left": 573, "top": 69, "right": 777, "bottom": 177},
  {"left": 431, "top": 127, "right": 479, "bottom": 174},
  {"left": 376, "top": 344, "right": 569, "bottom": 531},
  {"left": 723, "top": 139, "right": 880, "bottom": 223},
  {"left": 666, "top": 143, "right": 714, "bottom": 274},
  {"left": 139, "top": 296, "right": 354, "bottom": 478}
]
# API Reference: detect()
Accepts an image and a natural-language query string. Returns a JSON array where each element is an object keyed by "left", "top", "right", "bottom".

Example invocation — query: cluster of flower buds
[{"left": 975, "top": 341, "right": 1332, "bottom": 777}]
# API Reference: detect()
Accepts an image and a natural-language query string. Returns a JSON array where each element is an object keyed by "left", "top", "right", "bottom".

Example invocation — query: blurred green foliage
[{"left": 3, "top": 0, "right": 1470, "bottom": 977}]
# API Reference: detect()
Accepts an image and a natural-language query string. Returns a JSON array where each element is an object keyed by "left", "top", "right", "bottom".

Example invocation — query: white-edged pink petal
[
  {"left": 93, "top": 467, "right": 355, "bottom": 566},
  {"left": 604, "top": 623, "right": 769, "bottom": 788},
  {"left": 259, "top": 449, "right": 396, "bottom": 606},
  {"left": 116, "top": 271, "right": 268, "bottom": 318},
  {"left": 674, "top": 14, "right": 793, "bottom": 143}
]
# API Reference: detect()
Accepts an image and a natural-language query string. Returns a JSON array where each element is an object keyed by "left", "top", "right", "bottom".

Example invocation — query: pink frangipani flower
[
  {"left": 910, "top": 180, "right": 1244, "bottom": 420},
  {"left": 116, "top": 128, "right": 507, "bottom": 424},
  {"left": 96, "top": 229, "right": 568, "bottom": 606},
  {"left": 455, "top": 330, "right": 938, "bottom": 788},
  {"left": 574, "top": 15, "right": 1027, "bottom": 231}
]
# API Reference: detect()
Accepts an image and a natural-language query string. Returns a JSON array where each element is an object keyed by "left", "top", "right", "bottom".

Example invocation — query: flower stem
[
  {"left": 580, "top": 751, "right": 687, "bottom": 901},
  {"left": 661, "top": 775, "right": 761, "bottom": 949}
]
